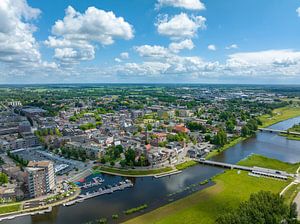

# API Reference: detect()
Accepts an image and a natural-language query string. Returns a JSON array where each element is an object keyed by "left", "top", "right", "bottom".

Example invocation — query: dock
[
  {"left": 64, "top": 180, "right": 133, "bottom": 206},
  {"left": 154, "top": 170, "right": 182, "bottom": 178}
]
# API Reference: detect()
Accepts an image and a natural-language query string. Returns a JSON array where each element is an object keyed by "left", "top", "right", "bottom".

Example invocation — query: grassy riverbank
[
  {"left": 93, "top": 166, "right": 174, "bottom": 176},
  {"left": 125, "top": 155, "right": 298, "bottom": 224},
  {"left": 259, "top": 106, "right": 300, "bottom": 128},
  {"left": 175, "top": 160, "right": 198, "bottom": 170},
  {"left": 283, "top": 135, "right": 300, "bottom": 141},
  {"left": 205, "top": 106, "right": 300, "bottom": 160},
  {"left": 0, "top": 203, "right": 21, "bottom": 215},
  {"left": 238, "top": 154, "right": 300, "bottom": 173},
  {"left": 205, "top": 137, "right": 245, "bottom": 160},
  {"left": 124, "top": 169, "right": 288, "bottom": 224}
]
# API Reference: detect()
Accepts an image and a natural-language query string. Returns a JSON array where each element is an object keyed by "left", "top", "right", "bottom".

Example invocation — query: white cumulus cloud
[
  {"left": 169, "top": 39, "right": 194, "bottom": 53},
  {"left": 156, "top": 0, "right": 205, "bottom": 10},
  {"left": 135, "top": 45, "right": 170, "bottom": 58},
  {"left": 208, "top": 44, "right": 216, "bottom": 51},
  {"left": 297, "top": 7, "right": 300, "bottom": 17},
  {"left": 0, "top": 0, "right": 41, "bottom": 66},
  {"left": 225, "top": 44, "right": 238, "bottom": 50},
  {"left": 156, "top": 13, "right": 206, "bottom": 39},
  {"left": 45, "top": 6, "right": 134, "bottom": 64},
  {"left": 120, "top": 52, "right": 129, "bottom": 59}
]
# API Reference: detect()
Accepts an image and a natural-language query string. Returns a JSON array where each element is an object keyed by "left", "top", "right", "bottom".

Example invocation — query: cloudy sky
[{"left": 1, "top": 0, "right": 300, "bottom": 84}]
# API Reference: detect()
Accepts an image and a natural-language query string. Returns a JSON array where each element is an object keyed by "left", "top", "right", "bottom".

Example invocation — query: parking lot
[{"left": 11, "top": 147, "right": 85, "bottom": 175}]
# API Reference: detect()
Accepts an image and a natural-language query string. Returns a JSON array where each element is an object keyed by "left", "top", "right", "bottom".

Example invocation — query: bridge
[
  {"left": 195, "top": 159, "right": 292, "bottom": 179},
  {"left": 258, "top": 128, "right": 300, "bottom": 136}
]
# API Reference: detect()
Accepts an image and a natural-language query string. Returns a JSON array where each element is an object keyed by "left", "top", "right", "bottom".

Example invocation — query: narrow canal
[{"left": 5, "top": 116, "right": 300, "bottom": 224}]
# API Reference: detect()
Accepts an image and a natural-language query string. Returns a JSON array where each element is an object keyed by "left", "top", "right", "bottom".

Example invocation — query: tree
[
  {"left": 226, "top": 120, "right": 235, "bottom": 133},
  {"left": 0, "top": 173, "right": 8, "bottom": 185},
  {"left": 100, "top": 157, "right": 106, "bottom": 164},
  {"left": 212, "top": 129, "right": 227, "bottom": 146},
  {"left": 125, "top": 148, "right": 136, "bottom": 166},
  {"left": 120, "top": 160, "right": 126, "bottom": 168},
  {"left": 216, "top": 191, "right": 299, "bottom": 224},
  {"left": 146, "top": 124, "right": 153, "bottom": 131},
  {"left": 241, "top": 125, "right": 251, "bottom": 137}
]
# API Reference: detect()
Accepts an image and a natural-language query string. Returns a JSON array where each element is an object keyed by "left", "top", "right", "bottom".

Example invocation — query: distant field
[
  {"left": 238, "top": 154, "right": 300, "bottom": 173},
  {"left": 124, "top": 169, "right": 288, "bottom": 224},
  {"left": 259, "top": 106, "right": 300, "bottom": 128}
]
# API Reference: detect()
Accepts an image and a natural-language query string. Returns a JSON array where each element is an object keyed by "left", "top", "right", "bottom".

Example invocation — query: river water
[{"left": 4, "top": 116, "right": 300, "bottom": 224}]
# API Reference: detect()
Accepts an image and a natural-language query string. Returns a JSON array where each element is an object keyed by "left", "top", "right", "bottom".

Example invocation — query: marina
[
  {"left": 80, "top": 176, "right": 104, "bottom": 189},
  {"left": 64, "top": 179, "right": 134, "bottom": 206}
]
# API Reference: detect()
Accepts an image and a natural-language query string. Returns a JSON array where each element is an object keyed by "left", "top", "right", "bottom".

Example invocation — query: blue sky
[{"left": 1, "top": 0, "right": 300, "bottom": 84}]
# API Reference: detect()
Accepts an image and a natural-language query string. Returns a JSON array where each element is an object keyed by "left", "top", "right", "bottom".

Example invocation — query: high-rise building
[{"left": 25, "top": 161, "right": 56, "bottom": 198}]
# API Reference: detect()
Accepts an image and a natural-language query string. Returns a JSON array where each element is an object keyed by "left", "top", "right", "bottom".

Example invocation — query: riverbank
[
  {"left": 205, "top": 137, "right": 246, "bottom": 160},
  {"left": 0, "top": 203, "right": 21, "bottom": 215},
  {"left": 124, "top": 170, "right": 288, "bottom": 224},
  {"left": 259, "top": 106, "right": 300, "bottom": 128},
  {"left": 124, "top": 156, "right": 295, "bottom": 224},
  {"left": 205, "top": 106, "right": 300, "bottom": 160},
  {"left": 238, "top": 154, "right": 300, "bottom": 173},
  {"left": 0, "top": 187, "right": 80, "bottom": 220},
  {"left": 281, "top": 134, "right": 300, "bottom": 141},
  {"left": 93, "top": 166, "right": 175, "bottom": 177},
  {"left": 174, "top": 160, "right": 198, "bottom": 170}
]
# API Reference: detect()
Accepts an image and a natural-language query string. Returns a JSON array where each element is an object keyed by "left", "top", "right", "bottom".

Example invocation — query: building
[{"left": 25, "top": 161, "right": 56, "bottom": 198}]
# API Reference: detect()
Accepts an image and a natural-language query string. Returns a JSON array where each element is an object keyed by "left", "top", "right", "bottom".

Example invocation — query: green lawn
[
  {"left": 124, "top": 170, "right": 288, "bottom": 224},
  {"left": 175, "top": 161, "right": 198, "bottom": 170},
  {"left": 238, "top": 154, "right": 300, "bottom": 173},
  {"left": 259, "top": 106, "right": 300, "bottom": 128},
  {"left": 94, "top": 166, "right": 174, "bottom": 176},
  {"left": 0, "top": 203, "right": 21, "bottom": 215}
]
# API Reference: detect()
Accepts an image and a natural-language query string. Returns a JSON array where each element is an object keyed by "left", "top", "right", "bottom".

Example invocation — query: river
[{"left": 4, "top": 116, "right": 300, "bottom": 224}]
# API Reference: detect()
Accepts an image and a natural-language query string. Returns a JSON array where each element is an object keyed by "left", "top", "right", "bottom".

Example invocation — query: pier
[
  {"left": 154, "top": 170, "right": 182, "bottom": 178},
  {"left": 64, "top": 180, "right": 133, "bottom": 206},
  {"left": 80, "top": 177, "right": 104, "bottom": 189}
]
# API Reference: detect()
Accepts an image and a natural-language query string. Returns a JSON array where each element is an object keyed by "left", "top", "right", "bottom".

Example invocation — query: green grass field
[
  {"left": 259, "top": 106, "right": 300, "bottom": 128},
  {"left": 94, "top": 166, "right": 174, "bottom": 176},
  {"left": 238, "top": 154, "right": 300, "bottom": 173},
  {"left": 175, "top": 161, "right": 198, "bottom": 170},
  {"left": 0, "top": 203, "right": 21, "bottom": 215},
  {"left": 124, "top": 170, "right": 288, "bottom": 224}
]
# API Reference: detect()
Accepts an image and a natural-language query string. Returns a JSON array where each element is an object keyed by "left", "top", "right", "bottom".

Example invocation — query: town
[{"left": 0, "top": 85, "right": 297, "bottom": 207}]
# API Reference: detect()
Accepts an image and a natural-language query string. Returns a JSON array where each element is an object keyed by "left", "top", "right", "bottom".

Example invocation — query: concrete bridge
[
  {"left": 195, "top": 159, "right": 292, "bottom": 179},
  {"left": 258, "top": 128, "right": 300, "bottom": 136}
]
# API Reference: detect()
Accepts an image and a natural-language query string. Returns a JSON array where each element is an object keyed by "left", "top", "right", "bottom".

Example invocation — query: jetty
[{"left": 64, "top": 180, "right": 133, "bottom": 206}]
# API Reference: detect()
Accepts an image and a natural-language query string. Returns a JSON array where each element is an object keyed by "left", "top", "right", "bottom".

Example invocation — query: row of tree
[{"left": 7, "top": 151, "right": 28, "bottom": 167}]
